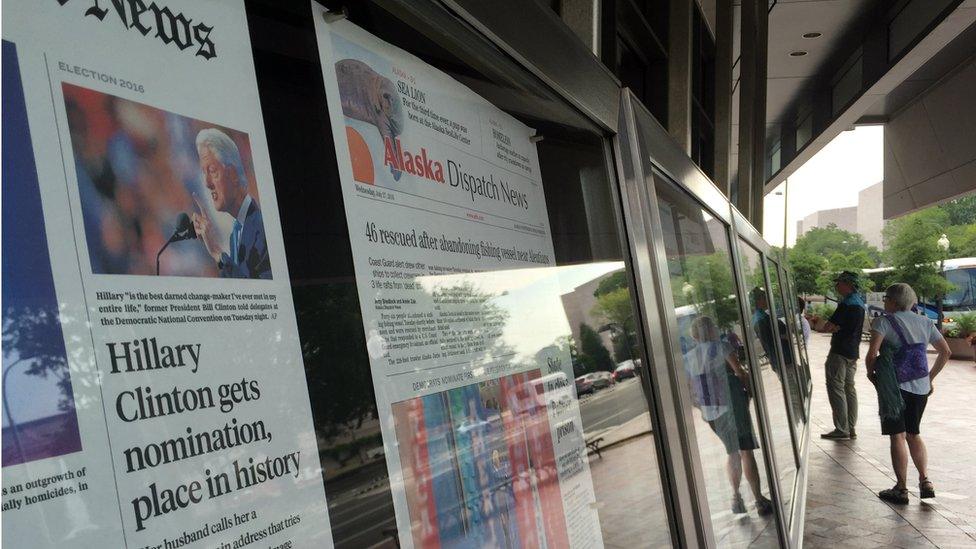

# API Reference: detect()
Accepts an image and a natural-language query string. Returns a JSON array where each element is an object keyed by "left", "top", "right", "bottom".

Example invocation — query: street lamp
[{"left": 937, "top": 234, "right": 950, "bottom": 327}]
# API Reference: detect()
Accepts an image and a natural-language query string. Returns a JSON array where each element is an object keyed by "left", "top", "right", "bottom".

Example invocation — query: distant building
[
  {"left": 857, "top": 182, "right": 886, "bottom": 249},
  {"left": 795, "top": 181, "right": 886, "bottom": 249},
  {"left": 796, "top": 206, "right": 857, "bottom": 237}
]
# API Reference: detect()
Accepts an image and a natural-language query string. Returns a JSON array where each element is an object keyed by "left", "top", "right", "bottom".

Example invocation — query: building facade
[
  {"left": 5, "top": 1, "right": 973, "bottom": 548},
  {"left": 796, "top": 206, "right": 859, "bottom": 239}
]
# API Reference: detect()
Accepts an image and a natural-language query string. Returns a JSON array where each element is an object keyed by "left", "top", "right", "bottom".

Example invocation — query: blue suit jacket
[{"left": 219, "top": 198, "right": 272, "bottom": 279}]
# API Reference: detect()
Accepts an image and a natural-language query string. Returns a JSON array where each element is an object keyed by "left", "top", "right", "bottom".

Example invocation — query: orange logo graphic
[{"left": 346, "top": 126, "right": 374, "bottom": 185}]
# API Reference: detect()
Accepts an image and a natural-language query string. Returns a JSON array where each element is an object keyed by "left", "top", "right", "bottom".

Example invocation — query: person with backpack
[{"left": 864, "top": 283, "right": 952, "bottom": 504}]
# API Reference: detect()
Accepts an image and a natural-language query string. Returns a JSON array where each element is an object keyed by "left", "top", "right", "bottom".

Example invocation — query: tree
[
  {"left": 791, "top": 224, "right": 882, "bottom": 265},
  {"left": 788, "top": 224, "right": 881, "bottom": 296},
  {"left": 578, "top": 323, "right": 614, "bottom": 373},
  {"left": 593, "top": 271, "right": 628, "bottom": 297},
  {"left": 945, "top": 223, "right": 976, "bottom": 258},
  {"left": 814, "top": 250, "right": 878, "bottom": 294},
  {"left": 684, "top": 253, "right": 742, "bottom": 330},
  {"left": 938, "top": 194, "right": 976, "bottom": 226},
  {"left": 3, "top": 306, "right": 74, "bottom": 413},
  {"left": 592, "top": 286, "right": 639, "bottom": 362},
  {"left": 883, "top": 208, "right": 955, "bottom": 305},
  {"left": 787, "top": 251, "right": 827, "bottom": 295}
]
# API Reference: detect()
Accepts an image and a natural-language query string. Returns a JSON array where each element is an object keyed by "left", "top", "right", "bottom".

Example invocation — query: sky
[{"left": 762, "top": 125, "right": 884, "bottom": 247}]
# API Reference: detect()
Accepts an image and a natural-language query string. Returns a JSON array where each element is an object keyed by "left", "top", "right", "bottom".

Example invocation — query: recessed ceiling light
[
  {"left": 802, "top": 32, "right": 822, "bottom": 39},
  {"left": 789, "top": 51, "right": 808, "bottom": 57}
]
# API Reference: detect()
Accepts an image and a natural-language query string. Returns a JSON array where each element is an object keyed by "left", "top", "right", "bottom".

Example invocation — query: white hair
[
  {"left": 885, "top": 283, "right": 917, "bottom": 312},
  {"left": 196, "top": 128, "right": 246, "bottom": 188}
]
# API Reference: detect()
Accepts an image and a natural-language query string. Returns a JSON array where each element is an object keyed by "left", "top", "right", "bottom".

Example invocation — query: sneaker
[
  {"left": 919, "top": 478, "right": 935, "bottom": 499},
  {"left": 755, "top": 495, "right": 774, "bottom": 516},
  {"left": 878, "top": 486, "right": 909, "bottom": 504},
  {"left": 849, "top": 429, "right": 857, "bottom": 439},
  {"left": 731, "top": 494, "right": 747, "bottom": 514},
  {"left": 820, "top": 429, "right": 850, "bottom": 440}
]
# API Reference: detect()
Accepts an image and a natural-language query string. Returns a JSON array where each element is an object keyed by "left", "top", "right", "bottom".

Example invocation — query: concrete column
[
  {"left": 735, "top": 0, "right": 757, "bottom": 217},
  {"left": 736, "top": 0, "right": 767, "bottom": 224},
  {"left": 749, "top": 0, "right": 767, "bottom": 224},
  {"left": 713, "top": 0, "right": 734, "bottom": 195},
  {"left": 559, "top": 0, "right": 601, "bottom": 56},
  {"left": 668, "top": 0, "right": 694, "bottom": 153}
]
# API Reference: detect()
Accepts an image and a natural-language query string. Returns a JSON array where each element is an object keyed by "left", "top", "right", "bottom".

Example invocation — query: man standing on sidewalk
[{"left": 811, "top": 271, "right": 866, "bottom": 440}]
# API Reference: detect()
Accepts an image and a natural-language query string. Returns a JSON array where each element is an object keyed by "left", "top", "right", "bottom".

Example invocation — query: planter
[{"left": 946, "top": 337, "right": 975, "bottom": 360}]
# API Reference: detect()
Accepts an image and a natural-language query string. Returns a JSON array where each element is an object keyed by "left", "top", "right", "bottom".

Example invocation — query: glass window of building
[
  {"left": 653, "top": 176, "right": 779, "bottom": 547},
  {"left": 764, "top": 259, "right": 806, "bottom": 430},
  {"left": 736, "top": 242, "right": 798, "bottom": 527},
  {"left": 777, "top": 264, "right": 812, "bottom": 410},
  {"left": 249, "top": 2, "right": 675, "bottom": 547}
]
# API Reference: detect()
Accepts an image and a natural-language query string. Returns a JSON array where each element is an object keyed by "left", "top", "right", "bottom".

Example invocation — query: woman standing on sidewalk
[{"left": 864, "top": 283, "right": 951, "bottom": 504}]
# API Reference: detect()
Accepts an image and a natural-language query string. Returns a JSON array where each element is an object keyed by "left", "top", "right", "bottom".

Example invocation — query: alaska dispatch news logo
[{"left": 346, "top": 128, "right": 529, "bottom": 211}]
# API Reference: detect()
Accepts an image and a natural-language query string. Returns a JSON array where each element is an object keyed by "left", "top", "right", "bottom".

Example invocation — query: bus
[{"left": 863, "top": 257, "right": 976, "bottom": 318}]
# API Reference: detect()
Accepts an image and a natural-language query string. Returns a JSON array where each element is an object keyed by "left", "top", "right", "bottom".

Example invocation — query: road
[{"left": 578, "top": 377, "right": 648, "bottom": 437}]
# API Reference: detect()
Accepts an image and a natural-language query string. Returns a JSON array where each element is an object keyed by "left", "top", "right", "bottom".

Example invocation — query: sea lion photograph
[{"left": 335, "top": 58, "right": 404, "bottom": 143}]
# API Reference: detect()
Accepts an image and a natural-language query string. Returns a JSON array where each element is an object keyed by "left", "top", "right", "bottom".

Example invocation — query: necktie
[{"left": 230, "top": 220, "right": 242, "bottom": 264}]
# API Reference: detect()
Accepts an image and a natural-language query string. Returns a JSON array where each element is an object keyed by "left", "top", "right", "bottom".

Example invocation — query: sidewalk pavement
[{"left": 804, "top": 332, "right": 976, "bottom": 548}]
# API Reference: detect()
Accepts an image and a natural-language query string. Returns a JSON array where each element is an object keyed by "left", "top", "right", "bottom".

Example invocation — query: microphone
[
  {"left": 171, "top": 213, "right": 197, "bottom": 242},
  {"left": 156, "top": 213, "right": 198, "bottom": 275}
]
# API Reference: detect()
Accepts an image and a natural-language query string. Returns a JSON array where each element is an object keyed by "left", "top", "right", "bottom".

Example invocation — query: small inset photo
[{"left": 63, "top": 83, "right": 272, "bottom": 279}]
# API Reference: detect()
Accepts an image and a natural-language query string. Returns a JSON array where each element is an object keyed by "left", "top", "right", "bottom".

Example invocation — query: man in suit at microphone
[{"left": 191, "top": 128, "right": 271, "bottom": 279}]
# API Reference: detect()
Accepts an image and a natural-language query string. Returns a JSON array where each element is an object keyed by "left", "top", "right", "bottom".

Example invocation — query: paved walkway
[{"left": 803, "top": 331, "right": 976, "bottom": 548}]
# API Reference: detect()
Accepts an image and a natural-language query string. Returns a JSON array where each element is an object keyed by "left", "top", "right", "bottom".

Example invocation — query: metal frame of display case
[
  {"left": 617, "top": 89, "right": 797, "bottom": 549},
  {"left": 345, "top": 1, "right": 813, "bottom": 546},
  {"left": 732, "top": 210, "right": 812, "bottom": 546}
]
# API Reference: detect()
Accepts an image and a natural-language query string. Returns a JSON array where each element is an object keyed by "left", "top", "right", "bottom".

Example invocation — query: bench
[{"left": 586, "top": 437, "right": 605, "bottom": 459}]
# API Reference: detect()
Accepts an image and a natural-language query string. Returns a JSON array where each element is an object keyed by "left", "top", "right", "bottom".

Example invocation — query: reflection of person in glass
[
  {"left": 751, "top": 287, "right": 791, "bottom": 375},
  {"left": 191, "top": 129, "right": 271, "bottom": 279},
  {"left": 684, "top": 316, "right": 774, "bottom": 516}
]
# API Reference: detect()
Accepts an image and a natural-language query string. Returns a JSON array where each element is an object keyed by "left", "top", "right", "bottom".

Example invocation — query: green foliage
[
  {"left": 592, "top": 285, "right": 639, "bottom": 360},
  {"left": 944, "top": 223, "right": 976, "bottom": 258},
  {"left": 593, "top": 271, "right": 628, "bottom": 297},
  {"left": 578, "top": 323, "right": 614, "bottom": 373},
  {"left": 883, "top": 208, "right": 956, "bottom": 302},
  {"left": 938, "top": 194, "right": 976, "bottom": 226},
  {"left": 792, "top": 224, "right": 882, "bottom": 265},
  {"left": 788, "top": 224, "right": 881, "bottom": 296},
  {"left": 952, "top": 312, "right": 976, "bottom": 338},
  {"left": 672, "top": 253, "right": 742, "bottom": 330},
  {"left": 809, "top": 302, "right": 836, "bottom": 320},
  {"left": 787, "top": 251, "right": 828, "bottom": 295}
]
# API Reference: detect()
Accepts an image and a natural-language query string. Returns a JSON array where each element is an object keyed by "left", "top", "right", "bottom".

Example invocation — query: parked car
[
  {"left": 588, "top": 371, "right": 614, "bottom": 390},
  {"left": 575, "top": 375, "right": 595, "bottom": 395},
  {"left": 613, "top": 360, "right": 637, "bottom": 381},
  {"left": 576, "top": 372, "right": 614, "bottom": 395}
]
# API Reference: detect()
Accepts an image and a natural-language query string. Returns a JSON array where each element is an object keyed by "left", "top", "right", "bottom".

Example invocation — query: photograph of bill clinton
[{"left": 191, "top": 129, "right": 271, "bottom": 279}]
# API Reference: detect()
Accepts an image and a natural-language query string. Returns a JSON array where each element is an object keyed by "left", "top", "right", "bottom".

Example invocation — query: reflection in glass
[
  {"left": 737, "top": 243, "right": 797, "bottom": 526},
  {"left": 654, "top": 177, "right": 777, "bottom": 547},
  {"left": 785, "top": 272, "right": 813, "bottom": 403},
  {"left": 2, "top": 51, "right": 83, "bottom": 466},
  {"left": 766, "top": 261, "right": 806, "bottom": 429},
  {"left": 248, "top": 1, "right": 675, "bottom": 544}
]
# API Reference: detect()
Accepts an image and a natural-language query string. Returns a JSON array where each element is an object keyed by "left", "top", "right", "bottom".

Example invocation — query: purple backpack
[{"left": 885, "top": 315, "right": 929, "bottom": 383}]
